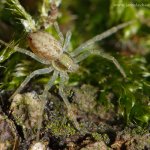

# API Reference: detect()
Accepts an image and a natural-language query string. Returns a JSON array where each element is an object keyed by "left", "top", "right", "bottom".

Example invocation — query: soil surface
[{"left": 0, "top": 84, "right": 149, "bottom": 150}]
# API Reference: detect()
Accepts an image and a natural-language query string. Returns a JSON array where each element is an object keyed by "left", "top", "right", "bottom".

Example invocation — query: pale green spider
[{"left": 0, "top": 20, "right": 133, "bottom": 137}]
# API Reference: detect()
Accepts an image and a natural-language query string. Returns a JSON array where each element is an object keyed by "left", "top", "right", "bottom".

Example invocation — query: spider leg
[
  {"left": 41, "top": 70, "right": 59, "bottom": 100},
  {"left": 73, "top": 47, "right": 103, "bottom": 63},
  {"left": 9, "top": 67, "right": 53, "bottom": 100},
  {"left": 70, "top": 20, "right": 135, "bottom": 57},
  {"left": 63, "top": 31, "right": 72, "bottom": 52},
  {"left": 36, "top": 70, "right": 59, "bottom": 141},
  {"left": 74, "top": 50, "right": 93, "bottom": 63},
  {"left": 15, "top": 47, "right": 50, "bottom": 64},
  {"left": 54, "top": 22, "right": 64, "bottom": 45},
  {"left": 59, "top": 72, "right": 80, "bottom": 130},
  {"left": 74, "top": 50, "right": 126, "bottom": 78},
  {"left": 0, "top": 39, "right": 50, "bottom": 65}
]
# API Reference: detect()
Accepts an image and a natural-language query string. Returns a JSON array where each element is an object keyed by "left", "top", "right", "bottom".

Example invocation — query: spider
[{"left": 0, "top": 20, "right": 133, "bottom": 137}]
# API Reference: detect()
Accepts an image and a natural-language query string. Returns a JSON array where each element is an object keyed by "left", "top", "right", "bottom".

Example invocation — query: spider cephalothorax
[{"left": 0, "top": 20, "right": 134, "bottom": 139}]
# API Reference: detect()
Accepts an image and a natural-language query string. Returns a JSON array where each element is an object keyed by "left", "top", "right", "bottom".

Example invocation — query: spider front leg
[
  {"left": 70, "top": 20, "right": 135, "bottom": 57},
  {"left": 59, "top": 72, "right": 80, "bottom": 130},
  {"left": 74, "top": 50, "right": 92, "bottom": 63},
  {"left": 37, "top": 70, "right": 59, "bottom": 140},
  {"left": 9, "top": 67, "right": 53, "bottom": 100},
  {"left": 74, "top": 50, "right": 126, "bottom": 78}
]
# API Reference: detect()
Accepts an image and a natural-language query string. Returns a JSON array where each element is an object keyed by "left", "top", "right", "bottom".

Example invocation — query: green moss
[
  {"left": 46, "top": 119, "right": 76, "bottom": 137},
  {"left": 92, "top": 132, "right": 103, "bottom": 141}
]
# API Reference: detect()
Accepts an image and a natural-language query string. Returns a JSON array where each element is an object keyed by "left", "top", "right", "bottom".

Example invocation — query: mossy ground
[{"left": 0, "top": 84, "right": 149, "bottom": 149}]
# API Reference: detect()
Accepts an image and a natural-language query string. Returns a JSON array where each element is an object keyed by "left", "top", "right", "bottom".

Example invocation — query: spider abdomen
[{"left": 28, "top": 31, "right": 63, "bottom": 61}]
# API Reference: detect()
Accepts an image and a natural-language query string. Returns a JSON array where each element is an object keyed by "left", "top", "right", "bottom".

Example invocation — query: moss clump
[{"left": 46, "top": 120, "right": 76, "bottom": 137}]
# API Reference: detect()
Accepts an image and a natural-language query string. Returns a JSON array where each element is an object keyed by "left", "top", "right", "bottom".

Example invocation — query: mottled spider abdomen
[{"left": 28, "top": 31, "right": 63, "bottom": 61}]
